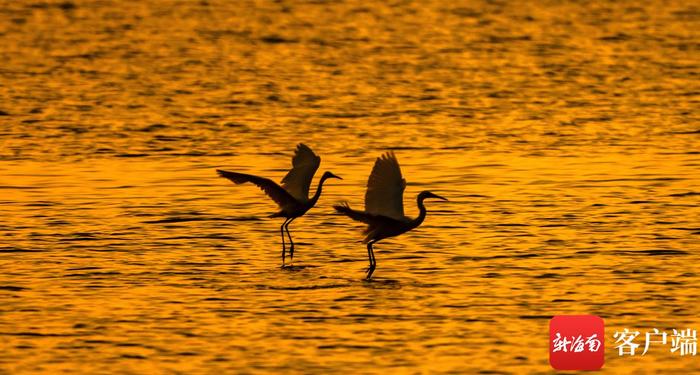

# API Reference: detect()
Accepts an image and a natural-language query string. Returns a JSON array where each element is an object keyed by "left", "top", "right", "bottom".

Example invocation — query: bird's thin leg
[
  {"left": 366, "top": 241, "right": 377, "bottom": 280},
  {"left": 280, "top": 218, "right": 290, "bottom": 267},
  {"left": 285, "top": 218, "right": 296, "bottom": 262}
]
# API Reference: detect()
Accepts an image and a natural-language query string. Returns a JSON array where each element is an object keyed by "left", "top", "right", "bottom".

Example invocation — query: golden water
[{"left": 1, "top": 0, "right": 699, "bottom": 373}]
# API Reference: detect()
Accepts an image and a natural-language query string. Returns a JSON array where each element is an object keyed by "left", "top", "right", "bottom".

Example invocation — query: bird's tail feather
[
  {"left": 333, "top": 202, "right": 354, "bottom": 215},
  {"left": 334, "top": 202, "right": 374, "bottom": 224}
]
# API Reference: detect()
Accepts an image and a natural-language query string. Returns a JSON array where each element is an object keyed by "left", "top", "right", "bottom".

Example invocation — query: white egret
[
  {"left": 217, "top": 144, "right": 341, "bottom": 267},
  {"left": 334, "top": 152, "right": 447, "bottom": 280}
]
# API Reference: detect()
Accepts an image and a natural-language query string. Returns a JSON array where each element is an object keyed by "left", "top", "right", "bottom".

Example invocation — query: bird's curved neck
[
  {"left": 309, "top": 175, "right": 329, "bottom": 206},
  {"left": 410, "top": 196, "right": 428, "bottom": 229}
]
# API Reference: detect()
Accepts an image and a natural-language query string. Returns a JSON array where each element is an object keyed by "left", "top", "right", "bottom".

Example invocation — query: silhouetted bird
[
  {"left": 217, "top": 144, "right": 341, "bottom": 267},
  {"left": 334, "top": 152, "right": 447, "bottom": 280}
]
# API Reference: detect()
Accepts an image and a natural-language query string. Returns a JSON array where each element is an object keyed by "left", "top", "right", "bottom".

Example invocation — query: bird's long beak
[{"left": 433, "top": 193, "right": 448, "bottom": 201}]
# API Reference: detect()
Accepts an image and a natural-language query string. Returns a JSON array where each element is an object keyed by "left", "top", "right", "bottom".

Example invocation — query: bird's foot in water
[{"left": 364, "top": 266, "right": 376, "bottom": 280}]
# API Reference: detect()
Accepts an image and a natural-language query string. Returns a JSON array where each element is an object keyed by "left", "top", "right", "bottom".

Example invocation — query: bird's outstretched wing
[
  {"left": 217, "top": 169, "right": 297, "bottom": 208},
  {"left": 364, "top": 152, "right": 406, "bottom": 219},
  {"left": 280, "top": 143, "right": 321, "bottom": 202}
]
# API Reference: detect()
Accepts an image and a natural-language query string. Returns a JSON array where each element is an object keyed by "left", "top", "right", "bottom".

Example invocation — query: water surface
[{"left": 1, "top": 0, "right": 699, "bottom": 373}]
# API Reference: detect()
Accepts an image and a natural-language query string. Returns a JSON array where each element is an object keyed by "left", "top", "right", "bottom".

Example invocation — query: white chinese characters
[
  {"left": 614, "top": 329, "right": 641, "bottom": 356},
  {"left": 670, "top": 329, "right": 698, "bottom": 356},
  {"left": 614, "top": 328, "right": 697, "bottom": 356},
  {"left": 553, "top": 333, "right": 602, "bottom": 353}
]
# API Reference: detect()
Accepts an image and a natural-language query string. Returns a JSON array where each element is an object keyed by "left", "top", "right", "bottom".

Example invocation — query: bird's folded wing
[
  {"left": 364, "top": 152, "right": 406, "bottom": 219},
  {"left": 281, "top": 143, "right": 321, "bottom": 202},
  {"left": 217, "top": 169, "right": 296, "bottom": 208}
]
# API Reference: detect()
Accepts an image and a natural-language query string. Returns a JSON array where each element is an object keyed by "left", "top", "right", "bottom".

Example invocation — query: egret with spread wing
[
  {"left": 217, "top": 144, "right": 341, "bottom": 267},
  {"left": 334, "top": 152, "right": 447, "bottom": 280}
]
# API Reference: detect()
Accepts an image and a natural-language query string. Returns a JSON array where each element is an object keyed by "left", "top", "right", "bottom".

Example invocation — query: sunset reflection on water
[{"left": 1, "top": 0, "right": 699, "bottom": 373}]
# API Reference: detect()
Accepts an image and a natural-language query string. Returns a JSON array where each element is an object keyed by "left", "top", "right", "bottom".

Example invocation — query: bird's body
[
  {"left": 217, "top": 144, "right": 341, "bottom": 266},
  {"left": 334, "top": 152, "right": 447, "bottom": 280}
]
